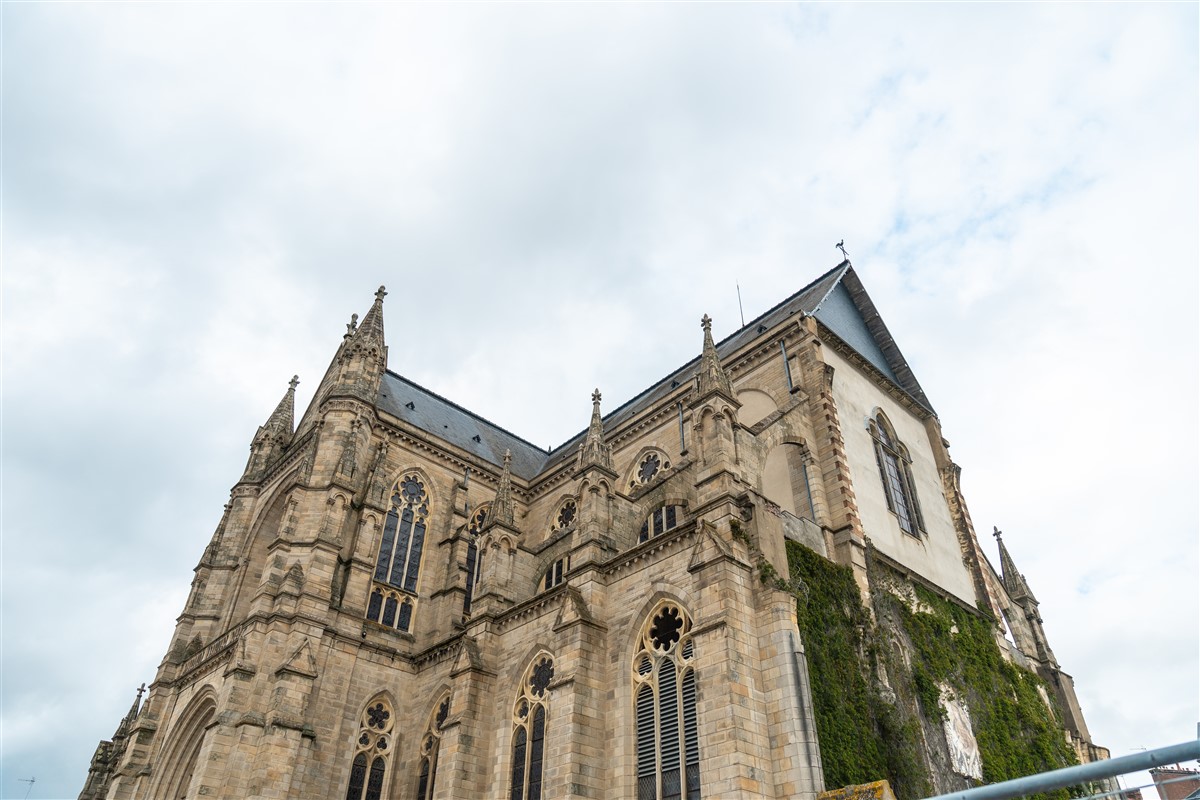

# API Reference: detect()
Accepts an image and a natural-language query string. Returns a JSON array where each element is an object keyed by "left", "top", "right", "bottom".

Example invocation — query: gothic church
[{"left": 80, "top": 261, "right": 1106, "bottom": 800}]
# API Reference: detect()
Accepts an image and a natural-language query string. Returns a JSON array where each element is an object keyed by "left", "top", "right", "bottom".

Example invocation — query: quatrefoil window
[{"left": 366, "top": 703, "right": 390, "bottom": 729}]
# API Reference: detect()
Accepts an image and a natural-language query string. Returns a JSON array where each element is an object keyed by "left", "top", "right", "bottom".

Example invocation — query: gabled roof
[{"left": 375, "top": 260, "right": 935, "bottom": 479}]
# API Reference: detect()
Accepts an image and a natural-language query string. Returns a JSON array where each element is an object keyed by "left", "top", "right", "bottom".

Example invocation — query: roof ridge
[
  {"left": 808, "top": 260, "right": 853, "bottom": 315},
  {"left": 385, "top": 370, "right": 551, "bottom": 456},
  {"left": 544, "top": 260, "right": 850, "bottom": 456}
]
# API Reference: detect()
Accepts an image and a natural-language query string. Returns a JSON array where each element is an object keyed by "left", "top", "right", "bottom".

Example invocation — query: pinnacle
[
  {"left": 263, "top": 376, "right": 298, "bottom": 438},
  {"left": 351, "top": 285, "right": 387, "bottom": 349},
  {"left": 485, "top": 449, "right": 515, "bottom": 528},
  {"left": 696, "top": 313, "right": 734, "bottom": 398},
  {"left": 578, "top": 388, "right": 613, "bottom": 472},
  {"left": 994, "top": 527, "right": 1037, "bottom": 604}
]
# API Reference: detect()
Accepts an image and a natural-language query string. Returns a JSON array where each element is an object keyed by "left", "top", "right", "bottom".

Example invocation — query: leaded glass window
[
  {"left": 870, "top": 414, "right": 925, "bottom": 537},
  {"left": 639, "top": 505, "right": 685, "bottom": 543},
  {"left": 366, "top": 586, "right": 414, "bottom": 633},
  {"left": 511, "top": 655, "right": 554, "bottom": 800},
  {"left": 343, "top": 697, "right": 394, "bottom": 800},
  {"left": 633, "top": 604, "right": 700, "bottom": 800},
  {"left": 542, "top": 557, "right": 570, "bottom": 592},
  {"left": 367, "top": 474, "right": 430, "bottom": 631}
]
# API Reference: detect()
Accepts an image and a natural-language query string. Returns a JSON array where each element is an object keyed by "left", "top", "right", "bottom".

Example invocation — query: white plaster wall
[{"left": 824, "top": 348, "right": 976, "bottom": 604}]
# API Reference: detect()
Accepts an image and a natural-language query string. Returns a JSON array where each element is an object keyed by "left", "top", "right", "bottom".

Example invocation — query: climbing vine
[{"left": 786, "top": 541, "right": 1079, "bottom": 800}]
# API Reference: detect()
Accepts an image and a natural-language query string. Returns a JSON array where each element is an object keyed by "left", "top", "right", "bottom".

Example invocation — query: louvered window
[
  {"left": 633, "top": 604, "right": 701, "bottom": 800},
  {"left": 511, "top": 655, "right": 554, "bottom": 800},
  {"left": 343, "top": 697, "right": 394, "bottom": 800},
  {"left": 870, "top": 414, "right": 925, "bottom": 537}
]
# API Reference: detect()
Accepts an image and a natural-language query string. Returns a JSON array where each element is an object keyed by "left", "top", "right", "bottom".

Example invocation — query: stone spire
[
  {"left": 484, "top": 450, "right": 515, "bottom": 528},
  {"left": 696, "top": 314, "right": 734, "bottom": 398},
  {"left": 351, "top": 286, "right": 387, "bottom": 353},
  {"left": 113, "top": 683, "right": 146, "bottom": 740},
  {"left": 241, "top": 376, "right": 299, "bottom": 482},
  {"left": 993, "top": 527, "right": 1037, "bottom": 604},
  {"left": 577, "top": 388, "right": 613, "bottom": 472}
]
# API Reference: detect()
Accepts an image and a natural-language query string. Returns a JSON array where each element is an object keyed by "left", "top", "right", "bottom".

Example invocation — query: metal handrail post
[{"left": 920, "top": 739, "right": 1200, "bottom": 800}]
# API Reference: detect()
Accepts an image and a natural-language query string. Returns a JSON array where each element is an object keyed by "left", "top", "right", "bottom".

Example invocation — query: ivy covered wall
[{"left": 786, "top": 541, "right": 1078, "bottom": 800}]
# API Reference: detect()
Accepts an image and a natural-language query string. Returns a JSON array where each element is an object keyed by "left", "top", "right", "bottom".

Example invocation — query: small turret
[
  {"left": 577, "top": 389, "right": 614, "bottom": 473},
  {"left": 241, "top": 376, "right": 299, "bottom": 482}
]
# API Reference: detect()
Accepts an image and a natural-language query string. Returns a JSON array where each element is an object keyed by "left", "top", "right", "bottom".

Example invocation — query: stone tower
[{"left": 80, "top": 261, "right": 1107, "bottom": 800}]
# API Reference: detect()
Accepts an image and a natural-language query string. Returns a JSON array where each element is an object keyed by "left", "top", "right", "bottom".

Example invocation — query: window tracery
[
  {"left": 367, "top": 474, "right": 430, "bottom": 631},
  {"left": 629, "top": 450, "right": 671, "bottom": 491},
  {"left": 633, "top": 604, "right": 700, "bottom": 800},
  {"left": 343, "top": 697, "right": 394, "bottom": 800},
  {"left": 869, "top": 414, "right": 925, "bottom": 537},
  {"left": 511, "top": 655, "right": 555, "bottom": 800},
  {"left": 550, "top": 498, "right": 577, "bottom": 532}
]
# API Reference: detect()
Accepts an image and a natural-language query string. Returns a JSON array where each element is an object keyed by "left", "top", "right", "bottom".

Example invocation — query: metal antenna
[
  {"left": 20, "top": 777, "right": 35, "bottom": 799},
  {"left": 736, "top": 283, "right": 745, "bottom": 327}
]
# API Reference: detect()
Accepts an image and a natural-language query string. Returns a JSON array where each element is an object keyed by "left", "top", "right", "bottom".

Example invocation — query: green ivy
[{"left": 786, "top": 541, "right": 1078, "bottom": 800}]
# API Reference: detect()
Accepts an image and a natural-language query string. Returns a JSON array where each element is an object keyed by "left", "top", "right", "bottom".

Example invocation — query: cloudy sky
[{"left": 3, "top": 4, "right": 1196, "bottom": 798}]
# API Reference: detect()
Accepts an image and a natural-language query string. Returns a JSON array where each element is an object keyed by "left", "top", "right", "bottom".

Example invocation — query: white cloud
[{"left": 3, "top": 3, "right": 1196, "bottom": 796}]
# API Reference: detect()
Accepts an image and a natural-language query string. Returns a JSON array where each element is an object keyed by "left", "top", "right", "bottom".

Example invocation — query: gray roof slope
[
  {"left": 375, "top": 260, "right": 933, "bottom": 481},
  {"left": 378, "top": 372, "right": 551, "bottom": 480}
]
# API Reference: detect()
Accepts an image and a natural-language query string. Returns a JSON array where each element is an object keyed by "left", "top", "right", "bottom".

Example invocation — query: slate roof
[{"left": 375, "top": 260, "right": 933, "bottom": 480}]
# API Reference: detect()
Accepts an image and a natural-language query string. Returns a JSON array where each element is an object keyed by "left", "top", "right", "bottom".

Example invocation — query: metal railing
[{"left": 922, "top": 739, "right": 1200, "bottom": 800}]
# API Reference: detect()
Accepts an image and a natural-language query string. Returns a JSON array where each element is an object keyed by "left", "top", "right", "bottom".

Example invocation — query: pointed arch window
[
  {"left": 639, "top": 505, "right": 686, "bottom": 543},
  {"left": 633, "top": 604, "right": 701, "bottom": 800},
  {"left": 415, "top": 695, "right": 450, "bottom": 800},
  {"left": 373, "top": 474, "right": 431, "bottom": 593},
  {"left": 511, "top": 655, "right": 555, "bottom": 800},
  {"left": 343, "top": 697, "right": 394, "bottom": 800},
  {"left": 869, "top": 414, "right": 925, "bottom": 537},
  {"left": 463, "top": 504, "right": 489, "bottom": 617}
]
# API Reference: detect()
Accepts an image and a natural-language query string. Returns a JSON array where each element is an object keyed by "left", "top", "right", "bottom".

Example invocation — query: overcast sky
[{"left": 3, "top": 4, "right": 1196, "bottom": 798}]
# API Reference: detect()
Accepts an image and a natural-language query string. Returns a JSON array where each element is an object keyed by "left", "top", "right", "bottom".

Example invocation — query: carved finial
[
  {"left": 993, "top": 526, "right": 1002, "bottom": 540},
  {"left": 592, "top": 388, "right": 602, "bottom": 406},
  {"left": 288, "top": 375, "right": 300, "bottom": 391},
  {"left": 346, "top": 313, "right": 358, "bottom": 336},
  {"left": 701, "top": 314, "right": 712, "bottom": 333},
  {"left": 136, "top": 683, "right": 147, "bottom": 702},
  {"left": 503, "top": 449, "right": 512, "bottom": 467},
  {"left": 375, "top": 285, "right": 388, "bottom": 302}
]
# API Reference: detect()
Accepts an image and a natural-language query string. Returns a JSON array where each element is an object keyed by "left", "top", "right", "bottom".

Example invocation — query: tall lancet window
[
  {"left": 634, "top": 604, "right": 700, "bottom": 800},
  {"left": 343, "top": 696, "right": 394, "bottom": 800},
  {"left": 462, "top": 504, "right": 489, "bottom": 618},
  {"left": 869, "top": 413, "right": 925, "bottom": 537},
  {"left": 367, "top": 473, "right": 430, "bottom": 632},
  {"left": 510, "top": 655, "right": 555, "bottom": 800},
  {"left": 416, "top": 694, "right": 451, "bottom": 800}
]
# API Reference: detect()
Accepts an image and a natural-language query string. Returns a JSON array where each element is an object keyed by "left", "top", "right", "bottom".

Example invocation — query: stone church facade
[{"left": 80, "top": 261, "right": 1105, "bottom": 800}]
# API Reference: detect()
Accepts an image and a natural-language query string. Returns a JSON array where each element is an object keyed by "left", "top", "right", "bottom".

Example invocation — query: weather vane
[{"left": 836, "top": 240, "right": 850, "bottom": 262}]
